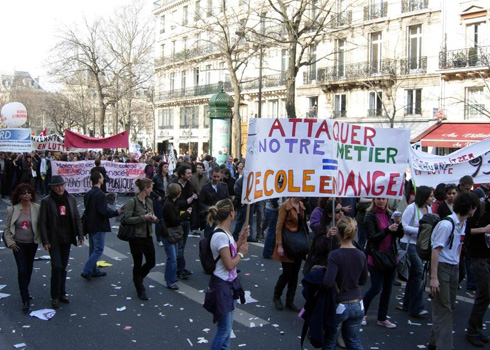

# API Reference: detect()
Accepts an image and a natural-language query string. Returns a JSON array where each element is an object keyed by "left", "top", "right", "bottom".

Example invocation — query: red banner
[{"left": 64, "top": 130, "right": 129, "bottom": 149}]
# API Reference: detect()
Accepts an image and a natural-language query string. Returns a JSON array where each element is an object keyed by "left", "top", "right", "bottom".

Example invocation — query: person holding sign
[{"left": 272, "top": 197, "right": 307, "bottom": 311}]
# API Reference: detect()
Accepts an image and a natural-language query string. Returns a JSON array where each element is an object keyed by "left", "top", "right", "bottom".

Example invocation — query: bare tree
[
  {"left": 105, "top": 0, "right": 155, "bottom": 137},
  {"left": 49, "top": 18, "right": 113, "bottom": 136},
  {"left": 256, "top": 0, "right": 333, "bottom": 118},
  {"left": 193, "top": 1, "right": 260, "bottom": 158},
  {"left": 41, "top": 93, "right": 79, "bottom": 136}
]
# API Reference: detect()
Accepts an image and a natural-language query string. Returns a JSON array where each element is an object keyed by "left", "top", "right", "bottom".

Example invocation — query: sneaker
[
  {"left": 409, "top": 309, "right": 429, "bottom": 317},
  {"left": 377, "top": 319, "right": 396, "bottom": 329},
  {"left": 80, "top": 273, "right": 91, "bottom": 281},
  {"left": 361, "top": 316, "right": 367, "bottom": 326},
  {"left": 167, "top": 284, "right": 179, "bottom": 290},
  {"left": 158, "top": 241, "right": 164, "bottom": 247},
  {"left": 177, "top": 274, "right": 189, "bottom": 280},
  {"left": 182, "top": 269, "right": 193, "bottom": 276}
]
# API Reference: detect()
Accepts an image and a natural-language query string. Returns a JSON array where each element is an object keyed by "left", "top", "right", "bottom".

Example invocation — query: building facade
[{"left": 153, "top": 0, "right": 489, "bottom": 157}]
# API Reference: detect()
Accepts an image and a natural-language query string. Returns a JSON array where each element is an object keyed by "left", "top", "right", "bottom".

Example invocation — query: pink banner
[{"left": 64, "top": 129, "right": 129, "bottom": 149}]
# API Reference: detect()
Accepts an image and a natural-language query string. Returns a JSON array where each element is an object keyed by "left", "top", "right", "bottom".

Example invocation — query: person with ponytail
[
  {"left": 322, "top": 217, "right": 368, "bottom": 350},
  {"left": 203, "top": 199, "right": 249, "bottom": 350}
]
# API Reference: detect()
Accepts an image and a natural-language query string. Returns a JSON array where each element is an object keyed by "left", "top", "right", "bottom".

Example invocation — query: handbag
[
  {"left": 166, "top": 226, "right": 184, "bottom": 244},
  {"left": 117, "top": 217, "right": 136, "bottom": 241},
  {"left": 281, "top": 216, "right": 310, "bottom": 260},
  {"left": 369, "top": 243, "right": 397, "bottom": 273}
]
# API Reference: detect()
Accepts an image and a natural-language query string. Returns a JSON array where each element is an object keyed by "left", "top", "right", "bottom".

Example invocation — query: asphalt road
[{"left": 0, "top": 195, "right": 486, "bottom": 350}]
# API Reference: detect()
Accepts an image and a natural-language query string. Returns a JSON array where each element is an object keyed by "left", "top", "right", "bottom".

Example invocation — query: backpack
[
  {"left": 416, "top": 213, "right": 455, "bottom": 261},
  {"left": 199, "top": 228, "right": 228, "bottom": 275}
]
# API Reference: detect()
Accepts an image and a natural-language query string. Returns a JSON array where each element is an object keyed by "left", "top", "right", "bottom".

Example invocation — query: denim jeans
[
  {"left": 465, "top": 255, "right": 476, "bottom": 289},
  {"left": 400, "top": 243, "right": 425, "bottom": 314},
  {"left": 49, "top": 243, "right": 71, "bottom": 300},
  {"left": 177, "top": 220, "right": 190, "bottom": 274},
  {"left": 363, "top": 265, "right": 396, "bottom": 321},
  {"left": 153, "top": 198, "right": 164, "bottom": 243},
  {"left": 263, "top": 208, "right": 278, "bottom": 258},
  {"left": 82, "top": 232, "right": 106, "bottom": 276},
  {"left": 233, "top": 204, "right": 254, "bottom": 241},
  {"left": 211, "top": 300, "right": 237, "bottom": 350},
  {"left": 12, "top": 242, "right": 38, "bottom": 302},
  {"left": 323, "top": 301, "right": 364, "bottom": 350},
  {"left": 357, "top": 223, "right": 367, "bottom": 250},
  {"left": 467, "top": 259, "right": 490, "bottom": 336},
  {"left": 163, "top": 237, "right": 178, "bottom": 287},
  {"left": 429, "top": 262, "right": 459, "bottom": 350}
]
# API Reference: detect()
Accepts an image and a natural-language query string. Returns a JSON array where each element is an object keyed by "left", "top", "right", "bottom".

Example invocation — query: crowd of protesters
[{"left": 3, "top": 147, "right": 490, "bottom": 349}]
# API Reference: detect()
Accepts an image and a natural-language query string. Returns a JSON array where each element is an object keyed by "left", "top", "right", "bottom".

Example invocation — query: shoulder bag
[
  {"left": 368, "top": 242, "right": 397, "bottom": 273},
  {"left": 281, "top": 215, "right": 310, "bottom": 260},
  {"left": 117, "top": 198, "right": 137, "bottom": 241},
  {"left": 166, "top": 226, "right": 184, "bottom": 244}
]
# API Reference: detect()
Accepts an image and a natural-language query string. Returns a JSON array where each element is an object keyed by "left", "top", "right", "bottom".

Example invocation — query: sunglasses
[
  {"left": 20, "top": 191, "right": 32, "bottom": 195},
  {"left": 335, "top": 208, "right": 344, "bottom": 213}
]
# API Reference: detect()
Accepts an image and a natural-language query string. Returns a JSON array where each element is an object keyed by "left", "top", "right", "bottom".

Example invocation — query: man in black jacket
[
  {"left": 172, "top": 164, "right": 198, "bottom": 279},
  {"left": 40, "top": 175, "right": 84, "bottom": 309},
  {"left": 199, "top": 167, "right": 229, "bottom": 237},
  {"left": 81, "top": 171, "right": 122, "bottom": 281}
]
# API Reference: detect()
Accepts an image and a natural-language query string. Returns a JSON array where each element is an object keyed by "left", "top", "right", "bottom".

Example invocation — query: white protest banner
[
  {"left": 31, "top": 134, "right": 70, "bottom": 152},
  {"left": 409, "top": 137, "right": 490, "bottom": 188},
  {"left": 242, "top": 118, "right": 410, "bottom": 204},
  {"left": 51, "top": 160, "right": 145, "bottom": 193},
  {"left": 0, "top": 128, "right": 32, "bottom": 152}
]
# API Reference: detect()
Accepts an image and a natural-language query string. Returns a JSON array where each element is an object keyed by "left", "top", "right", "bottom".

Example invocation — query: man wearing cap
[
  {"left": 39, "top": 175, "right": 84, "bottom": 309},
  {"left": 80, "top": 171, "right": 123, "bottom": 281}
]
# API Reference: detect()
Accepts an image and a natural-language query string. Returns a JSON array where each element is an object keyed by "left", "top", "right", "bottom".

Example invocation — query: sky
[{"left": 0, "top": 0, "right": 153, "bottom": 90}]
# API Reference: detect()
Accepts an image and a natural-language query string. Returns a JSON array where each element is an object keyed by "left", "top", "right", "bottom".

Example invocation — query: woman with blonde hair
[
  {"left": 363, "top": 197, "right": 404, "bottom": 328},
  {"left": 203, "top": 198, "right": 249, "bottom": 350},
  {"left": 323, "top": 217, "right": 368, "bottom": 350},
  {"left": 125, "top": 178, "right": 158, "bottom": 300}
]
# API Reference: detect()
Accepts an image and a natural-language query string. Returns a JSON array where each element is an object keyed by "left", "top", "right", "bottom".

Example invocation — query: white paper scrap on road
[
  {"left": 231, "top": 330, "right": 236, "bottom": 339},
  {"left": 244, "top": 291, "right": 257, "bottom": 303},
  {"left": 0, "top": 293, "right": 10, "bottom": 299},
  {"left": 197, "top": 337, "right": 208, "bottom": 344},
  {"left": 0, "top": 284, "right": 6, "bottom": 290},
  {"left": 186, "top": 338, "right": 193, "bottom": 346},
  {"left": 408, "top": 320, "right": 421, "bottom": 326},
  {"left": 14, "top": 343, "right": 27, "bottom": 348},
  {"left": 30, "top": 309, "right": 56, "bottom": 321},
  {"left": 250, "top": 322, "right": 256, "bottom": 328}
]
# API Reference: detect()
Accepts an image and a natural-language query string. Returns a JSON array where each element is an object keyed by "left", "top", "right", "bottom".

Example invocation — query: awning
[{"left": 411, "top": 122, "right": 490, "bottom": 148}]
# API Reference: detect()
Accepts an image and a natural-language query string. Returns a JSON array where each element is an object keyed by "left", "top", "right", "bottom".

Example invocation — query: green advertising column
[{"left": 208, "top": 87, "right": 234, "bottom": 164}]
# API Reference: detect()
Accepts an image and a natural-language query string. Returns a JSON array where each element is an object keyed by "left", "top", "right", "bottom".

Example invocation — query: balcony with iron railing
[
  {"left": 154, "top": 44, "right": 219, "bottom": 67},
  {"left": 364, "top": 2, "right": 388, "bottom": 21},
  {"left": 330, "top": 11, "right": 352, "bottom": 28},
  {"left": 400, "top": 56, "right": 427, "bottom": 74},
  {"left": 367, "top": 108, "right": 382, "bottom": 117},
  {"left": 311, "top": 59, "right": 396, "bottom": 85},
  {"left": 401, "top": 0, "right": 428, "bottom": 13},
  {"left": 243, "top": 73, "right": 287, "bottom": 90},
  {"left": 439, "top": 46, "right": 490, "bottom": 69},
  {"left": 333, "top": 110, "right": 347, "bottom": 118},
  {"left": 155, "top": 81, "right": 232, "bottom": 102}
]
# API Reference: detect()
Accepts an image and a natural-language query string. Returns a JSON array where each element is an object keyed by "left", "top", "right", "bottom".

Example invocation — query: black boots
[
  {"left": 133, "top": 277, "right": 148, "bottom": 300},
  {"left": 22, "top": 300, "right": 30, "bottom": 313},
  {"left": 273, "top": 296, "right": 284, "bottom": 310}
]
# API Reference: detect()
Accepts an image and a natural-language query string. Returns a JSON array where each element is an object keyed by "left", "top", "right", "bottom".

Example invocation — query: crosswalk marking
[{"left": 147, "top": 271, "right": 270, "bottom": 328}]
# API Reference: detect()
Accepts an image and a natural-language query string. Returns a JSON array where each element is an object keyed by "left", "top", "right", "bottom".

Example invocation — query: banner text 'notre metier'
[{"left": 243, "top": 118, "right": 410, "bottom": 203}]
